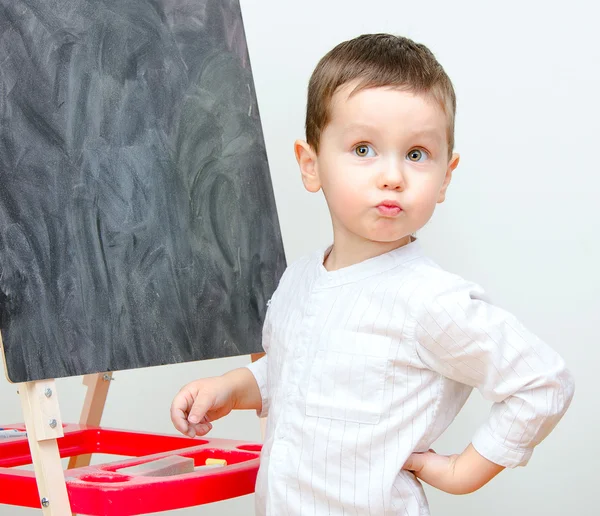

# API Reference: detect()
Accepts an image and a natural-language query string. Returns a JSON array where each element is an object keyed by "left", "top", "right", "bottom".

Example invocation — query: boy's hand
[
  {"left": 402, "top": 444, "right": 504, "bottom": 495},
  {"left": 170, "top": 376, "right": 236, "bottom": 438}
]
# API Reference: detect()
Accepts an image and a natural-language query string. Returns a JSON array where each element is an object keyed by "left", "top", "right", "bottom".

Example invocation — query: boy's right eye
[{"left": 354, "top": 144, "right": 376, "bottom": 158}]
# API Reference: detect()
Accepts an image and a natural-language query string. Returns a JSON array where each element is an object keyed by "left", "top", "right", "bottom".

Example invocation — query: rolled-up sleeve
[
  {"left": 411, "top": 276, "right": 575, "bottom": 468},
  {"left": 246, "top": 355, "right": 270, "bottom": 418}
]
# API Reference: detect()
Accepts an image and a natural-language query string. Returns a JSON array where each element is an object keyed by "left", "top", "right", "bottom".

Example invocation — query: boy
[{"left": 171, "top": 34, "right": 574, "bottom": 515}]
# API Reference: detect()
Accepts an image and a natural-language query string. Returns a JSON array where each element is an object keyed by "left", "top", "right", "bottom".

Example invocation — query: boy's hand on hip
[
  {"left": 402, "top": 444, "right": 505, "bottom": 495},
  {"left": 403, "top": 449, "right": 462, "bottom": 493}
]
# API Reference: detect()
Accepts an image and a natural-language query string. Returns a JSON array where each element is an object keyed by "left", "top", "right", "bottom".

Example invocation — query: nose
[{"left": 378, "top": 156, "right": 405, "bottom": 191}]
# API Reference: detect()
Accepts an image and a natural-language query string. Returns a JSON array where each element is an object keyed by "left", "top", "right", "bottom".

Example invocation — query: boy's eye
[
  {"left": 407, "top": 148, "right": 428, "bottom": 162},
  {"left": 354, "top": 144, "right": 376, "bottom": 158}
]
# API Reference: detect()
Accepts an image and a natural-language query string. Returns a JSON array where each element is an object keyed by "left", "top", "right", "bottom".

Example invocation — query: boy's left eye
[
  {"left": 354, "top": 144, "right": 376, "bottom": 158},
  {"left": 407, "top": 148, "right": 428, "bottom": 162}
]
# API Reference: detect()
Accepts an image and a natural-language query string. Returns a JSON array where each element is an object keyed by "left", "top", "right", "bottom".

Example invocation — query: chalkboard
[{"left": 0, "top": 0, "right": 286, "bottom": 383}]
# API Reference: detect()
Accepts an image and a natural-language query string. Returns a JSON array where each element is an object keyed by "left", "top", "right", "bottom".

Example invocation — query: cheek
[
  {"left": 325, "top": 184, "right": 362, "bottom": 216},
  {"left": 406, "top": 178, "right": 443, "bottom": 214},
  {"left": 321, "top": 167, "right": 366, "bottom": 208}
]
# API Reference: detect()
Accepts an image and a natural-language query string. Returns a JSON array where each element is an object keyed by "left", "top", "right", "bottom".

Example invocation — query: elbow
[
  {"left": 523, "top": 361, "right": 575, "bottom": 441},
  {"left": 539, "top": 362, "right": 575, "bottom": 424}
]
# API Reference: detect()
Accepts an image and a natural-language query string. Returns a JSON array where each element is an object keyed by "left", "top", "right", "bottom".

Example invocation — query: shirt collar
[{"left": 314, "top": 238, "right": 424, "bottom": 287}]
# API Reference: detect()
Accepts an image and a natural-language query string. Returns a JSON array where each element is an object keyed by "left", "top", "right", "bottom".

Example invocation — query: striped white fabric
[{"left": 247, "top": 239, "right": 574, "bottom": 515}]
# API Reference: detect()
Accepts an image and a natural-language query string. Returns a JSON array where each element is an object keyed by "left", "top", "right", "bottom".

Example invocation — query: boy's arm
[
  {"left": 171, "top": 305, "right": 273, "bottom": 438},
  {"left": 404, "top": 444, "right": 504, "bottom": 495},
  {"left": 225, "top": 366, "right": 263, "bottom": 411},
  {"left": 171, "top": 365, "right": 263, "bottom": 438},
  {"left": 405, "top": 276, "right": 575, "bottom": 493}
]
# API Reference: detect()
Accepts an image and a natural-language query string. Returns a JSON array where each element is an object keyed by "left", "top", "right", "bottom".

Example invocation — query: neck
[{"left": 324, "top": 234, "right": 412, "bottom": 271}]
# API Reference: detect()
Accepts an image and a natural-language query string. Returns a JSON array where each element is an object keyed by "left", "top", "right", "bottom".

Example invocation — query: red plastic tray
[{"left": 0, "top": 423, "right": 261, "bottom": 515}]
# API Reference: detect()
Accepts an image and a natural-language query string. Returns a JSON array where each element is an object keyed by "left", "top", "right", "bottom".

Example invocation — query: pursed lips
[{"left": 376, "top": 200, "right": 402, "bottom": 216}]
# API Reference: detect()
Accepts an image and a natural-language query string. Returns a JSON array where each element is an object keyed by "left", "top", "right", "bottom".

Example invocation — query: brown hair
[{"left": 306, "top": 34, "right": 456, "bottom": 157}]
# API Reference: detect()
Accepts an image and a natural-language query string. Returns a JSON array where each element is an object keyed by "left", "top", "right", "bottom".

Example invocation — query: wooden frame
[
  {"left": 67, "top": 372, "right": 113, "bottom": 470},
  {"left": 19, "top": 380, "right": 71, "bottom": 514}
]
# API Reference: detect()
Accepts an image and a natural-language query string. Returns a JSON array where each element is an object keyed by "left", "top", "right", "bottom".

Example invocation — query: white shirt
[{"left": 246, "top": 240, "right": 574, "bottom": 515}]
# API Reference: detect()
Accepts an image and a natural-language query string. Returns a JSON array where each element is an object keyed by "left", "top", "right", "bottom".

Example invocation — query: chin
[{"left": 366, "top": 234, "right": 410, "bottom": 245}]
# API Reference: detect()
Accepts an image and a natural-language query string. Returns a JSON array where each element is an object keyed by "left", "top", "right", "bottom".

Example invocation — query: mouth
[{"left": 376, "top": 200, "right": 402, "bottom": 217}]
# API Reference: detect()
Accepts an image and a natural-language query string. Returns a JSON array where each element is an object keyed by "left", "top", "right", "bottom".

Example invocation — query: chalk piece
[
  {"left": 205, "top": 458, "right": 227, "bottom": 466},
  {"left": 116, "top": 455, "right": 194, "bottom": 477}
]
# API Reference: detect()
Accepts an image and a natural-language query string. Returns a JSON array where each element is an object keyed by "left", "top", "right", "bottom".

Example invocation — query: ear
[
  {"left": 437, "top": 152, "right": 460, "bottom": 203},
  {"left": 294, "top": 139, "right": 321, "bottom": 193}
]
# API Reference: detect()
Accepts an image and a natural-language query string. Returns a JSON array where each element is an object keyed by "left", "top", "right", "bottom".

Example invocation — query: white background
[{"left": 1, "top": 0, "right": 598, "bottom": 514}]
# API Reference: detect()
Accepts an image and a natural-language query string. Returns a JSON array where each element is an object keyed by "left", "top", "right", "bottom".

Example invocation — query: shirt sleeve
[
  {"left": 246, "top": 355, "right": 269, "bottom": 418},
  {"left": 410, "top": 275, "right": 575, "bottom": 468},
  {"left": 245, "top": 298, "right": 275, "bottom": 418}
]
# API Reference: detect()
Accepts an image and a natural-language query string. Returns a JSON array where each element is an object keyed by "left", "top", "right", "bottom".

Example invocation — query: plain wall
[{"left": 1, "top": 0, "right": 597, "bottom": 514}]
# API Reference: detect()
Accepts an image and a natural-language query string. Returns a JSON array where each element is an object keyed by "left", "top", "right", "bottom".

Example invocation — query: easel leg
[
  {"left": 19, "top": 380, "right": 72, "bottom": 515},
  {"left": 67, "top": 372, "right": 113, "bottom": 470}
]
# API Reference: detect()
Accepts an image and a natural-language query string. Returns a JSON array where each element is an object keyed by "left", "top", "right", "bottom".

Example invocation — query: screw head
[
  {"left": 41, "top": 497, "right": 50, "bottom": 507},
  {"left": 44, "top": 388, "right": 52, "bottom": 398},
  {"left": 48, "top": 419, "right": 57, "bottom": 429}
]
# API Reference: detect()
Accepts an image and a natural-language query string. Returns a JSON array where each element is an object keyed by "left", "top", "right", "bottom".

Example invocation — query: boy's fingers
[
  {"left": 170, "top": 383, "right": 218, "bottom": 438},
  {"left": 188, "top": 419, "right": 213, "bottom": 437},
  {"left": 188, "top": 396, "right": 213, "bottom": 425},
  {"left": 197, "top": 422, "right": 213, "bottom": 435},
  {"left": 170, "top": 400, "right": 191, "bottom": 435}
]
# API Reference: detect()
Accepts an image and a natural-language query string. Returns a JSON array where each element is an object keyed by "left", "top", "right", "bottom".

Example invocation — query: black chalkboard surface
[{"left": 0, "top": 0, "right": 286, "bottom": 382}]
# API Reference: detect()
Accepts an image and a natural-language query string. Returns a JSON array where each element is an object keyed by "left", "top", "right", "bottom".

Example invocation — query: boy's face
[{"left": 296, "top": 82, "right": 459, "bottom": 257}]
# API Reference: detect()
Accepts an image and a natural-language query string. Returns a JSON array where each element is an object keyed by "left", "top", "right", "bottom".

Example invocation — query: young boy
[{"left": 171, "top": 34, "right": 574, "bottom": 515}]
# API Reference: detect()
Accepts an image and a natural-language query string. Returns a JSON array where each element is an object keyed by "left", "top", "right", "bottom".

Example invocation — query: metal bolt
[
  {"left": 41, "top": 497, "right": 50, "bottom": 507},
  {"left": 48, "top": 419, "right": 57, "bottom": 429},
  {"left": 102, "top": 374, "right": 113, "bottom": 381},
  {"left": 44, "top": 388, "right": 52, "bottom": 398}
]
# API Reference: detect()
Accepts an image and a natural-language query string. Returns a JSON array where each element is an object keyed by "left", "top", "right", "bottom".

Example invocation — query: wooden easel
[
  {"left": 0, "top": 331, "right": 73, "bottom": 514},
  {"left": 2, "top": 329, "right": 265, "bottom": 516},
  {"left": 67, "top": 372, "right": 113, "bottom": 471},
  {"left": 18, "top": 379, "right": 71, "bottom": 514}
]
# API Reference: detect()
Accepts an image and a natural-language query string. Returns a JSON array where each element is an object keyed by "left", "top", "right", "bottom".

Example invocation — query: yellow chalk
[{"left": 205, "top": 458, "right": 227, "bottom": 466}]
